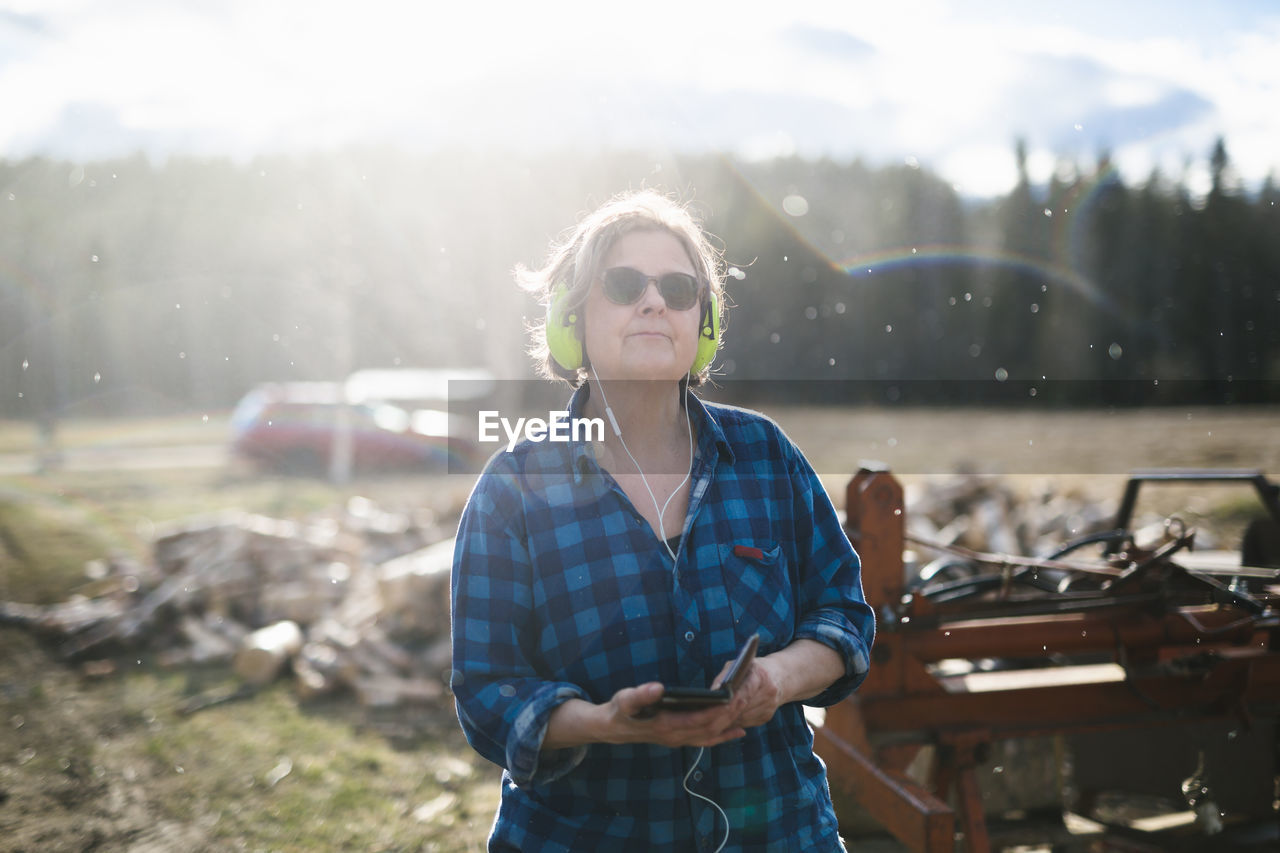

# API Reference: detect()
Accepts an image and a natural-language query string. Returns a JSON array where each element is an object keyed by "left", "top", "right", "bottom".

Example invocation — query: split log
[
  {"left": 61, "top": 564, "right": 203, "bottom": 657},
  {"left": 973, "top": 496, "right": 1019, "bottom": 556},
  {"left": 308, "top": 616, "right": 361, "bottom": 650},
  {"left": 322, "top": 569, "right": 384, "bottom": 636},
  {"left": 355, "top": 630, "right": 415, "bottom": 674},
  {"left": 233, "top": 620, "right": 304, "bottom": 686},
  {"left": 352, "top": 673, "right": 444, "bottom": 707},
  {"left": 258, "top": 576, "right": 348, "bottom": 626},
  {"left": 293, "top": 641, "right": 345, "bottom": 699},
  {"left": 420, "top": 636, "right": 454, "bottom": 682},
  {"left": 377, "top": 537, "right": 454, "bottom": 638},
  {"left": 183, "top": 613, "right": 244, "bottom": 664},
  {"left": 345, "top": 497, "right": 443, "bottom": 564},
  {"left": 1, "top": 596, "right": 124, "bottom": 636},
  {"left": 340, "top": 642, "right": 401, "bottom": 681}
]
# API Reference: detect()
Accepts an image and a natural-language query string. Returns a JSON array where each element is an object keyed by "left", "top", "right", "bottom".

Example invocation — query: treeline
[{"left": 2, "top": 141, "right": 1277, "bottom": 419}]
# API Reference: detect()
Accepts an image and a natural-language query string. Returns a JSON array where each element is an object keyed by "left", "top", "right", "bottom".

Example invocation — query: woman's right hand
[
  {"left": 602, "top": 682, "right": 747, "bottom": 748},
  {"left": 543, "top": 684, "right": 748, "bottom": 751}
]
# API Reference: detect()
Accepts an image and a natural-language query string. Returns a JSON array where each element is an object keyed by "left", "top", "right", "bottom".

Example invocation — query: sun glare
[{"left": 938, "top": 145, "right": 1020, "bottom": 198}]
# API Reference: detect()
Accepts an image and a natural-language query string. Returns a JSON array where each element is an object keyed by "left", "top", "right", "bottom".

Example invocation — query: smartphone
[{"left": 635, "top": 633, "right": 759, "bottom": 717}]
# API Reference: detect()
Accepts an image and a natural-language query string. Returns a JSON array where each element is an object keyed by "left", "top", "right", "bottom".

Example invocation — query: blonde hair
[{"left": 516, "top": 189, "right": 726, "bottom": 386}]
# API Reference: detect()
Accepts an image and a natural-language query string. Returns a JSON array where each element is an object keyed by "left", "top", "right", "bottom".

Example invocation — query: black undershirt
[{"left": 665, "top": 534, "right": 682, "bottom": 555}]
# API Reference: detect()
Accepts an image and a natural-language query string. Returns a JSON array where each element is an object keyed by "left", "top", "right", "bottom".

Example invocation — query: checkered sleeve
[
  {"left": 784, "top": 436, "right": 876, "bottom": 706},
  {"left": 450, "top": 466, "right": 590, "bottom": 785}
]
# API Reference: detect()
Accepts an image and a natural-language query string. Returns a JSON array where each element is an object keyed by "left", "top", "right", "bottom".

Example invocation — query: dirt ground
[
  {"left": 1, "top": 627, "right": 206, "bottom": 852},
  {"left": 0, "top": 624, "right": 498, "bottom": 853}
]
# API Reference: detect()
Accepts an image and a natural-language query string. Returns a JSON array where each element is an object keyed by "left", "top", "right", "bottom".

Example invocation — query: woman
[{"left": 451, "top": 190, "right": 875, "bottom": 852}]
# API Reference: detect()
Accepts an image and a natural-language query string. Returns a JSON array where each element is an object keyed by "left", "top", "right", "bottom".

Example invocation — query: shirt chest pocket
[{"left": 718, "top": 542, "right": 795, "bottom": 648}]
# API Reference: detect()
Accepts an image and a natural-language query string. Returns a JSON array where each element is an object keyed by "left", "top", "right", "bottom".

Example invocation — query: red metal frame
[{"left": 816, "top": 469, "right": 1280, "bottom": 853}]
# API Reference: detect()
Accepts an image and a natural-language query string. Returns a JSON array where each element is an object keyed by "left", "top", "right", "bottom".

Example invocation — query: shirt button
[
  {"left": 692, "top": 770, "right": 703, "bottom": 781},
  {"left": 684, "top": 631, "right": 695, "bottom": 642}
]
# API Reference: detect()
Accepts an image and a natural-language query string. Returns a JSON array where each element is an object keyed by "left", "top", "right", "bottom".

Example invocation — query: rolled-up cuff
[
  {"left": 794, "top": 612, "right": 871, "bottom": 706},
  {"left": 506, "top": 684, "right": 590, "bottom": 785}
]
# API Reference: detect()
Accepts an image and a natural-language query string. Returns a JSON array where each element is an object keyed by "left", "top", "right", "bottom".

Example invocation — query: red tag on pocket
[{"left": 733, "top": 545, "right": 764, "bottom": 561}]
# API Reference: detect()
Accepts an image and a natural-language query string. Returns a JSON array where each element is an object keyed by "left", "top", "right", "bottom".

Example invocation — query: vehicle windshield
[
  {"left": 370, "top": 403, "right": 411, "bottom": 433},
  {"left": 410, "top": 409, "right": 451, "bottom": 437},
  {"left": 229, "top": 389, "right": 270, "bottom": 434}
]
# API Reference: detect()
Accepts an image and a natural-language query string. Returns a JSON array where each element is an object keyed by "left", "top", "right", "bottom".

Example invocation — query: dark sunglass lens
[
  {"left": 659, "top": 274, "right": 699, "bottom": 310},
  {"left": 602, "top": 267, "right": 648, "bottom": 304}
]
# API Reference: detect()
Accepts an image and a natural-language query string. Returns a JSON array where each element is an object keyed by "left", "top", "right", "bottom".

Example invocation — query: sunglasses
[{"left": 600, "top": 266, "right": 702, "bottom": 312}]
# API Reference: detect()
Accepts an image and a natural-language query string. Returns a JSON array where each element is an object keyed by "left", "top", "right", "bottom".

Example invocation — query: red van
[{"left": 229, "top": 383, "right": 480, "bottom": 474}]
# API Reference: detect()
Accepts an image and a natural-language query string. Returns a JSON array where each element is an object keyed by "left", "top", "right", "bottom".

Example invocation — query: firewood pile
[
  {"left": 0, "top": 476, "right": 1214, "bottom": 708},
  {"left": 0, "top": 498, "right": 456, "bottom": 708},
  {"left": 902, "top": 474, "right": 1217, "bottom": 563}
]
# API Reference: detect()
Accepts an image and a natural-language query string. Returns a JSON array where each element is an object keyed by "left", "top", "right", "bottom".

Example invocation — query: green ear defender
[
  {"left": 546, "top": 282, "right": 584, "bottom": 371},
  {"left": 546, "top": 282, "right": 720, "bottom": 373},
  {"left": 693, "top": 291, "right": 720, "bottom": 373}
]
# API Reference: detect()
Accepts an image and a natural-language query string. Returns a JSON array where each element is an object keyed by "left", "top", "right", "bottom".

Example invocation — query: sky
[{"left": 1, "top": 0, "right": 1277, "bottom": 197}]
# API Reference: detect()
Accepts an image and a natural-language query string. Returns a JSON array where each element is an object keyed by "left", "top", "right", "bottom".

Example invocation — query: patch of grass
[
  {"left": 0, "top": 467, "right": 474, "bottom": 605},
  {"left": 0, "top": 497, "right": 122, "bottom": 603},
  {"left": 0, "top": 629, "right": 500, "bottom": 851},
  {"left": 93, "top": 671, "right": 499, "bottom": 851},
  {"left": 16, "top": 468, "right": 343, "bottom": 532},
  {"left": 0, "top": 413, "right": 231, "bottom": 454},
  {"left": 1206, "top": 490, "right": 1277, "bottom": 525},
  {"left": 1200, "top": 489, "right": 1278, "bottom": 552},
  {"left": 0, "top": 420, "right": 36, "bottom": 454}
]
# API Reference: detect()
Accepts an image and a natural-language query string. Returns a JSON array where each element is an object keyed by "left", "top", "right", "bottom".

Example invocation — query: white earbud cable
[
  {"left": 590, "top": 366, "right": 693, "bottom": 562},
  {"left": 591, "top": 369, "right": 726, "bottom": 851},
  {"left": 685, "top": 746, "right": 730, "bottom": 853}
]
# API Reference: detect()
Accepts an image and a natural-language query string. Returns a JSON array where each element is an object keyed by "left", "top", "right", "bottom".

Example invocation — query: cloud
[
  {"left": 781, "top": 23, "right": 876, "bottom": 61},
  {"left": 0, "top": 7, "right": 49, "bottom": 76},
  {"left": 0, "top": 9, "right": 48, "bottom": 34},
  {"left": 7, "top": 101, "right": 135, "bottom": 161},
  {"left": 1073, "top": 89, "right": 1215, "bottom": 151},
  {"left": 0, "top": 0, "right": 1275, "bottom": 198},
  {"left": 987, "top": 52, "right": 1217, "bottom": 153}
]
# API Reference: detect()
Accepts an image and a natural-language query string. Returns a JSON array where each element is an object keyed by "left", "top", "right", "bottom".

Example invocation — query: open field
[
  {"left": 1, "top": 405, "right": 1277, "bottom": 851},
  {"left": 768, "top": 402, "right": 1280, "bottom": 495},
  {"left": 0, "top": 413, "right": 233, "bottom": 455}
]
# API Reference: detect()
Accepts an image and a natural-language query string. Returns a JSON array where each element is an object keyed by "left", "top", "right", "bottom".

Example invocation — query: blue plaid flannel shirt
[{"left": 451, "top": 386, "right": 875, "bottom": 852}]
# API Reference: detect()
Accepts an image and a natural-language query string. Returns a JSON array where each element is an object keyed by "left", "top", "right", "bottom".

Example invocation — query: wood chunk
[
  {"left": 293, "top": 641, "right": 344, "bottom": 699},
  {"left": 177, "top": 614, "right": 238, "bottom": 664},
  {"left": 377, "top": 537, "right": 454, "bottom": 637},
  {"left": 233, "top": 620, "right": 304, "bottom": 686},
  {"left": 420, "top": 636, "right": 454, "bottom": 682},
  {"left": 352, "top": 674, "right": 444, "bottom": 707},
  {"left": 80, "top": 659, "right": 117, "bottom": 678}
]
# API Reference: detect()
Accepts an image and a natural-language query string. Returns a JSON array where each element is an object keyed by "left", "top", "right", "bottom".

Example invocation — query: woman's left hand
[
  {"left": 711, "top": 639, "right": 846, "bottom": 729},
  {"left": 712, "top": 657, "right": 785, "bottom": 729}
]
